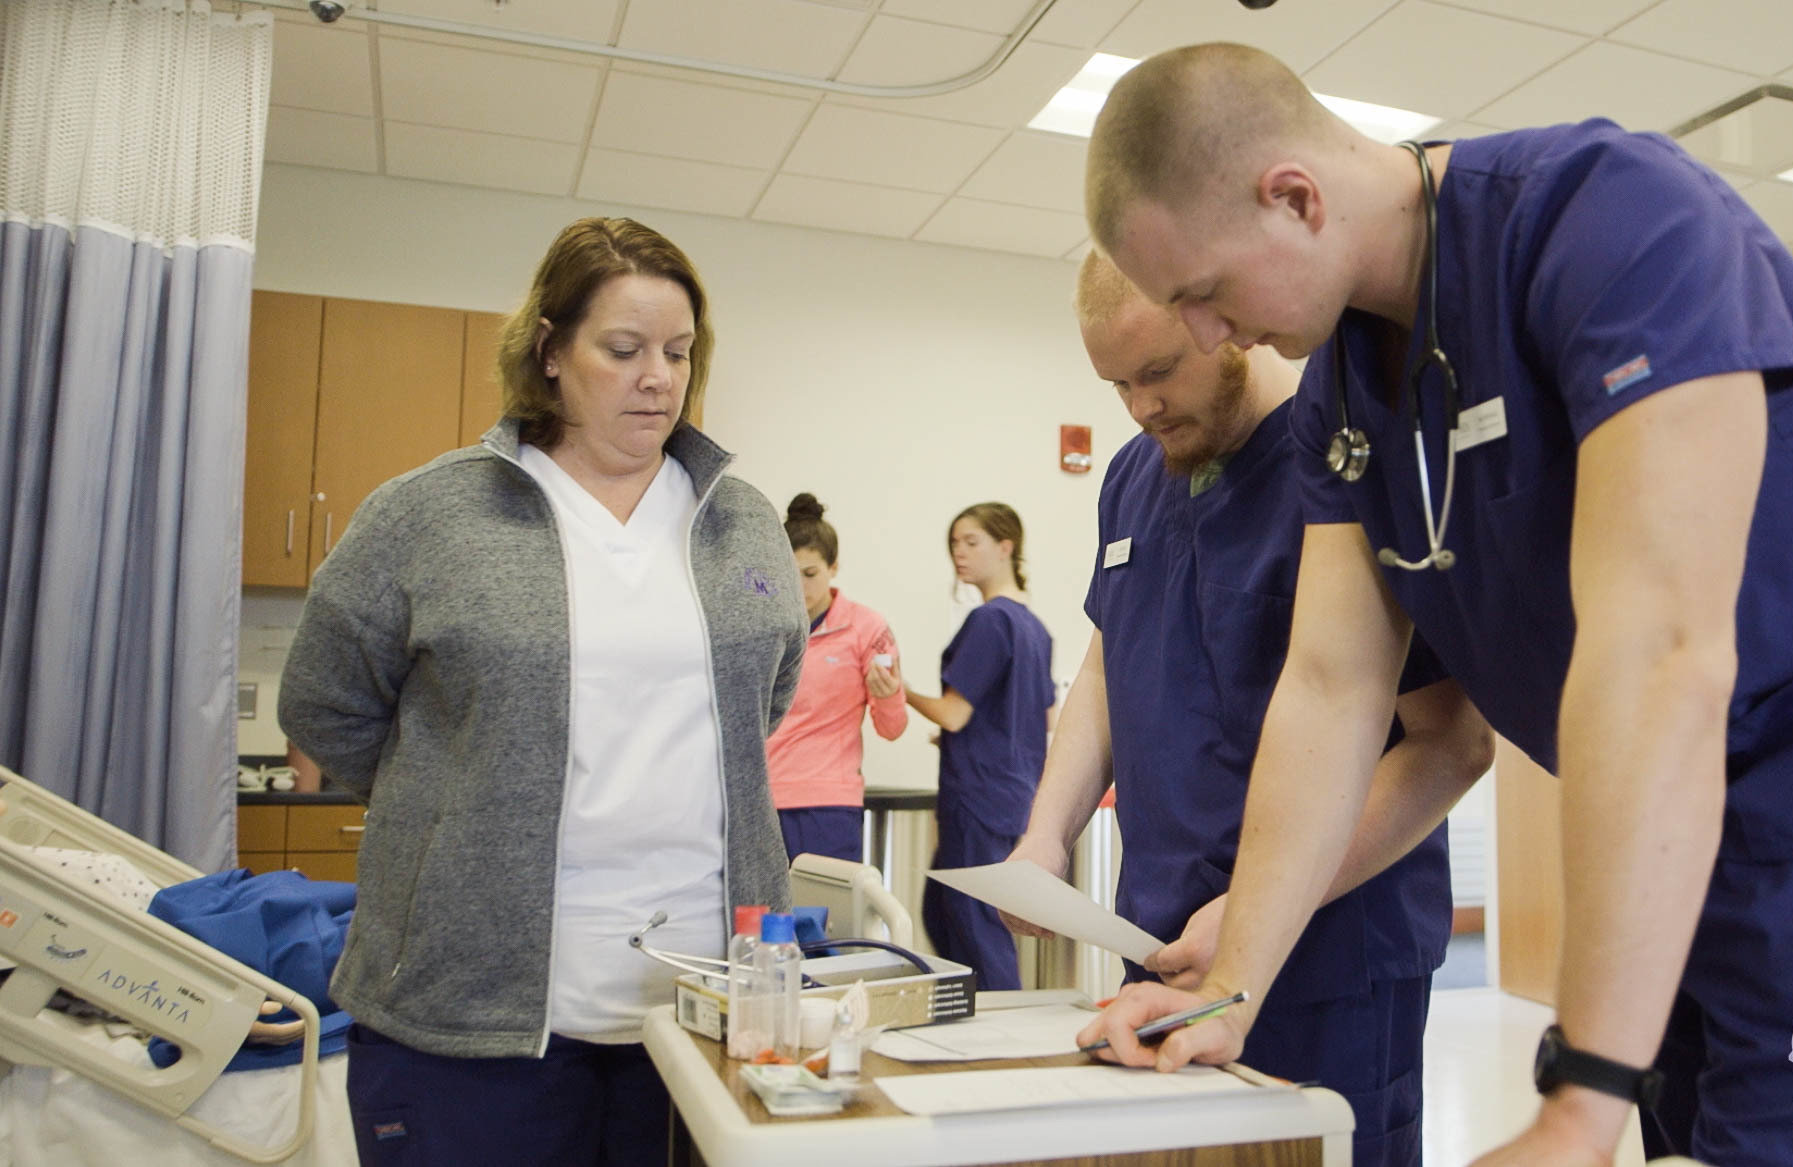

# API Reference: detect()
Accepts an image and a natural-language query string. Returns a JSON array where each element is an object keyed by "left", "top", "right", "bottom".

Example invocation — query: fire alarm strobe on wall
[{"left": 1060, "top": 425, "right": 1092, "bottom": 474}]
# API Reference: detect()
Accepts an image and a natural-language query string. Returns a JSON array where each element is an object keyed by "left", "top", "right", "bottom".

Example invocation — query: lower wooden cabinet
[{"left": 237, "top": 801, "right": 363, "bottom": 882}]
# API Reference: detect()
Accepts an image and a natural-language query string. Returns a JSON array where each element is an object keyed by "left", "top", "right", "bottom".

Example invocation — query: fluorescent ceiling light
[
  {"left": 1778, "top": 168, "right": 1793, "bottom": 184},
  {"left": 1029, "top": 53, "right": 1442, "bottom": 145}
]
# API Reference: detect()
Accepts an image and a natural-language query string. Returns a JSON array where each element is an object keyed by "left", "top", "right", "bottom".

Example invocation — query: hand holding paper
[{"left": 926, "top": 860, "right": 1162, "bottom": 963}]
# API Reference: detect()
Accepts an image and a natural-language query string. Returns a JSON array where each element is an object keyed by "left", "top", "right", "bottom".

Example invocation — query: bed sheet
[{"left": 0, "top": 1013, "right": 356, "bottom": 1166}]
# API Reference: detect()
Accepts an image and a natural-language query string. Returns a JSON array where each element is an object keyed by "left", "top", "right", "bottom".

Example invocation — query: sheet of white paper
[
  {"left": 875, "top": 1064, "right": 1256, "bottom": 1116},
  {"left": 872, "top": 1004, "right": 1094, "bottom": 1062},
  {"left": 927, "top": 861, "right": 1162, "bottom": 963}
]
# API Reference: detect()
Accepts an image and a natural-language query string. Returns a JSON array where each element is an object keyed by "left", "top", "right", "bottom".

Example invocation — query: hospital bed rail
[{"left": 0, "top": 766, "right": 321, "bottom": 1163}]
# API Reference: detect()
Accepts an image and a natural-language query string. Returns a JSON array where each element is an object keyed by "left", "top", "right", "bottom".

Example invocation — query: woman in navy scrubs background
[{"left": 906, "top": 503, "right": 1054, "bottom": 990}]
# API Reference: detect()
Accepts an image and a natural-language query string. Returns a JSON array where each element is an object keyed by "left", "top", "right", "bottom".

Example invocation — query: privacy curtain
[{"left": 0, "top": 0, "right": 272, "bottom": 869}]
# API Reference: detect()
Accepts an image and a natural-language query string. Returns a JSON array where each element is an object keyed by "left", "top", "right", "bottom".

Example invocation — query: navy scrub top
[
  {"left": 1291, "top": 120, "right": 1793, "bottom": 861},
  {"left": 1089, "top": 416, "right": 1452, "bottom": 1002},
  {"left": 938, "top": 596, "right": 1054, "bottom": 837}
]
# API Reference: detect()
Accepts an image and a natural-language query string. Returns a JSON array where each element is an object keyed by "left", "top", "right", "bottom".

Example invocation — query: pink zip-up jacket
[{"left": 765, "top": 590, "right": 907, "bottom": 809}]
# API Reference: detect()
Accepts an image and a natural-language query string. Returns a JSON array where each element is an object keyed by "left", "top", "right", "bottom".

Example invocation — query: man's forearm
[
  {"left": 1546, "top": 634, "right": 1728, "bottom": 1150},
  {"left": 1322, "top": 683, "right": 1492, "bottom": 903},
  {"left": 1023, "top": 660, "right": 1113, "bottom": 856},
  {"left": 1204, "top": 661, "right": 1398, "bottom": 1004}
]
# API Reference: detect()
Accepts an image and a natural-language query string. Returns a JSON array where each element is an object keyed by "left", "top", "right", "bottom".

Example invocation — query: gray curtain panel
[{"left": 0, "top": 220, "right": 248, "bottom": 870}]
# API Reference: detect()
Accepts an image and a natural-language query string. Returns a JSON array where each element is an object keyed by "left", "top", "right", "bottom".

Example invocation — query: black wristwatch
[{"left": 1533, "top": 1024, "right": 1664, "bottom": 1108}]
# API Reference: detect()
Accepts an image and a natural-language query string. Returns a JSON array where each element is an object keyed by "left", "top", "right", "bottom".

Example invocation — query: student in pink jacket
[{"left": 765, "top": 494, "right": 907, "bottom": 863}]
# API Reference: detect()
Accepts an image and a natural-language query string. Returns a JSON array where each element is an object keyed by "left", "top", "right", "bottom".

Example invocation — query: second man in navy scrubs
[{"left": 1008, "top": 253, "right": 1492, "bottom": 1167}]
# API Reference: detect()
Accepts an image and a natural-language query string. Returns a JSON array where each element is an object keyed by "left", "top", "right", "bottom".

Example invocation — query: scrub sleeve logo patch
[{"left": 1602, "top": 354, "right": 1652, "bottom": 395}]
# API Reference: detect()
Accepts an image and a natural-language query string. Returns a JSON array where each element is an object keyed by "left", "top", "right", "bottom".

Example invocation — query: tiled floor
[{"left": 1424, "top": 986, "right": 1646, "bottom": 1165}]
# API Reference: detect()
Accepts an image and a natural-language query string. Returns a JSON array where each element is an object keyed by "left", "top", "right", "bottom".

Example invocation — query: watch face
[{"left": 1533, "top": 1025, "right": 1562, "bottom": 1091}]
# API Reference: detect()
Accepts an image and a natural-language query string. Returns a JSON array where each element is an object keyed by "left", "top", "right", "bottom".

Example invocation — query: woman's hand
[{"left": 866, "top": 659, "right": 902, "bottom": 699}]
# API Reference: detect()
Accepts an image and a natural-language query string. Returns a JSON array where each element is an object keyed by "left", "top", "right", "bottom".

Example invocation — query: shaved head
[{"left": 1085, "top": 43, "right": 1344, "bottom": 255}]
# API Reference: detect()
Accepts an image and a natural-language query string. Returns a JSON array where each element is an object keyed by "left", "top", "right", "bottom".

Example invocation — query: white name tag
[
  {"left": 1454, "top": 396, "right": 1508, "bottom": 452},
  {"left": 1103, "top": 537, "right": 1132, "bottom": 569}
]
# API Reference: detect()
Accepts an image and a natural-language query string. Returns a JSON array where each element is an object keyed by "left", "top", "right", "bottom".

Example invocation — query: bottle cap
[
  {"left": 760, "top": 912, "right": 797, "bottom": 943},
  {"left": 734, "top": 905, "right": 769, "bottom": 937}
]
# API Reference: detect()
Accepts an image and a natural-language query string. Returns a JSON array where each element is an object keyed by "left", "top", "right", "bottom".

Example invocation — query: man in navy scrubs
[
  {"left": 1009, "top": 252, "right": 1492, "bottom": 1166},
  {"left": 1075, "top": 43, "right": 1793, "bottom": 1167}
]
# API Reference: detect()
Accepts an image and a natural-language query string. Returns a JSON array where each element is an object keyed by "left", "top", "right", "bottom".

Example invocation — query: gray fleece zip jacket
[{"left": 278, "top": 419, "right": 807, "bottom": 1058}]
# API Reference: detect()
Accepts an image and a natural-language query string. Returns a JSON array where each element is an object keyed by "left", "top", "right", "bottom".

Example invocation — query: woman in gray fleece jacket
[{"left": 279, "top": 218, "right": 807, "bottom": 1167}]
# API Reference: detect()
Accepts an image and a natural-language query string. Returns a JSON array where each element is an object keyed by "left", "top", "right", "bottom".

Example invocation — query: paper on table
[
  {"left": 926, "top": 861, "right": 1161, "bottom": 963},
  {"left": 875, "top": 1064, "right": 1257, "bottom": 1116},
  {"left": 872, "top": 1003, "right": 1093, "bottom": 1062}
]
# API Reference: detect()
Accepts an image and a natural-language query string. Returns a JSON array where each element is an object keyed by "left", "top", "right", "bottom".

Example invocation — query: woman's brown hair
[
  {"left": 784, "top": 493, "right": 839, "bottom": 566},
  {"left": 950, "top": 502, "right": 1028, "bottom": 591},
  {"left": 495, "top": 217, "right": 714, "bottom": 450}
]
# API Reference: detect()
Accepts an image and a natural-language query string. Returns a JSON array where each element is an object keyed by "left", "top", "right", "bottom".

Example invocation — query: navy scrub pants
[
  {"left": 1641, "top": 853, "right": 1793, "bottom": 1166},
  {"left": 922, "top": 811, "right": 1021, "bottom": 991},
  {"left": 345, "top": 1023, "right": 670, "bottom": 1166},
  {"left": 777, "top": 805, "right": 864, "bottom": 864},
  {"left": 1238, "top": 975, "right": 1433, "bottom": 1167}
]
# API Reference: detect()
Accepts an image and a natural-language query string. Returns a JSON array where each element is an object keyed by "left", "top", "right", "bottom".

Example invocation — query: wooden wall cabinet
[
  {"left": 237, "top": 801, "right": 365, "bottom": 882},
  {"left": 242, "top": 294, "right": 511, "bottom": 586}
]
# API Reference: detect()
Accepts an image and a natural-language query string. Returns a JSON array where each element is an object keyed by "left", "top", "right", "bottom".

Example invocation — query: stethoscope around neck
[{"left": 1326, "top": 139, "right": 1461, "bottom": 572}]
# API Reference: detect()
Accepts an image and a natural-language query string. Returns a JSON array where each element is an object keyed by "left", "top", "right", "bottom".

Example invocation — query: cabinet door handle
[
  {"left": 285, "top": 509, "right": 295, "bottom": 555},
  {"left": 324, "top": 512, "right": 335, "bottom": 552},
  {"left": 339, "top": 824, "right": 365, "bottom": 836}
]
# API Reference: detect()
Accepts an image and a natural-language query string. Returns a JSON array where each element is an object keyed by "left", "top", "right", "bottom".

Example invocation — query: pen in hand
[{"left": 1078, "top": 990, "right": 1251, "bottom": 1054}]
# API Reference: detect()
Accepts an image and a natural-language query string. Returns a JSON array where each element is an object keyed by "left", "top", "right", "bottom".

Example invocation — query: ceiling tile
[
  {"left": 1432, "top": 0, "right": 1670, "bottom": 37},
  {"left": 1675, "top": 93, "right": 1793, "bottom": 177},
  {"left": 1739, "top": 178, "right": 1793, "bottom": 243},
  {"left": 263, "top": 106, "right": 378, "bottom": 173},
  {"left": 269, "top": 19, "right": 373, "bottom": 116},
  {"left": 376, "top": 0, "right": 622, "bottom": 43},
  {"left": 1472, "top": 42, "right": 1759, "bottom": 132},
  {"left": 617, "top": 0, "right": 868, "bottom": 79},
  {"left": 1609, "top": 0, "right": 1793, "bottom": 79},
  {"left": 879, "top": 0, "right": 1039, "bottom": 36},
  {"left": 592, "top": 70, "right": 816, "bottom": 170},
  {"left": 378, "top": 38, "right": 600, "bottom": 143},
  {"left": 1031, "top": 0, "right": 1140, "bottom": 49},
  {"left": 752, "top": 174, "right": 945, "bottom": 238},
  {"left": 1430, "top": 119, "right": 1510, "bottom": 142},
  {"left": 1305, "top": 2, "right": 1584, "bottom": 121},
  {"left": 577, "top": 149, "right": 767, "bottom": 217},
  {"left": 959, "top": 131, "right": 1087, "bottom": 213},
  {"left": 828, "top": 40, "right": 1087, "bottom": 128},
  {"left": 837, "top": 16, "right": 1001, "bottom": 88},
  {"left": 783, "top": 105, "right": 1005, "bottom": 192},
  {"left": 1101, "top": 0, "right": 1402, "bottom": 75},
  {"left": 916, "top": 197, "right": 1087, "bottom": 256},
  {"left": 384, "top": 122, "right": 581, "bottom": 197}
]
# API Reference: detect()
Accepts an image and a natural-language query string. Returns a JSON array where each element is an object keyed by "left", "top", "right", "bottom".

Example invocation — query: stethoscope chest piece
[{"left": 1326, "top": 425, "right": 1372, "bottom": 483}]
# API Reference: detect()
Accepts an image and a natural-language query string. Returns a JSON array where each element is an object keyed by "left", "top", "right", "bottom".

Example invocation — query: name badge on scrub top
[
  {"left": 1103, "top": 537, "right": 1132, "bottom": 569},
  {"left": 1453, "top": 396, "right": 1508, "bottom": 452}
]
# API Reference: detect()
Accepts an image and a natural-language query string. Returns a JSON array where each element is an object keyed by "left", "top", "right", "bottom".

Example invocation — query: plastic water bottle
[
  {"left": 725, "top": 905, "right": 769, "bottom": 1060},
  {"left": 756, "top": 912, "right": 804, "bottom": 1063}
]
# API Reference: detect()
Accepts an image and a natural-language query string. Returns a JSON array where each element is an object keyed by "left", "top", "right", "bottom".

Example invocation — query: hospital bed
[
  {"left": 0, "top": 765, "right": 355, "bottom": 1164},
  {"left": 788, "top": 852, "right": 914, "bottom": 946}
]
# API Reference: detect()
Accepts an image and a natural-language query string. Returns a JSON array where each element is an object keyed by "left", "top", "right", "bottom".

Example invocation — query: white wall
[{"left": 248, "top": 164, "right": 1135, "bottom": 787}]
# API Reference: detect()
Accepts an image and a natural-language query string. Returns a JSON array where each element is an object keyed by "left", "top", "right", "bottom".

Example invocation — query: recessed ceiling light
[
  {"left": 1029, "top": 53, "right": 1443, "bottom": 145},
  {"left": 1778, "top": 168, "right": 1793, "bottom": 184}
]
